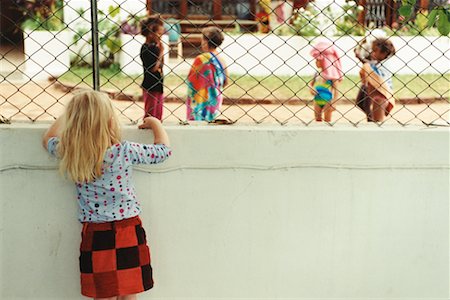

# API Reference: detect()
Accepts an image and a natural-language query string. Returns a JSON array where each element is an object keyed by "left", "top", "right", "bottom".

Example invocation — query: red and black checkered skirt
[{"left": 79, "top": 216, "right": 154, "bottom": 298}]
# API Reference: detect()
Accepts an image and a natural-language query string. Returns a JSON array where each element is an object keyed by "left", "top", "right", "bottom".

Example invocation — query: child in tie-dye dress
[{"left": 186, "top": 27, "right": 228, "bottom": 122}]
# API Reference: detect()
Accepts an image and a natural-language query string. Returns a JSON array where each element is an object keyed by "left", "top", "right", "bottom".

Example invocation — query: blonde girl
[{"left": 43, "top": 90, "right": 171, "bottom": 300}]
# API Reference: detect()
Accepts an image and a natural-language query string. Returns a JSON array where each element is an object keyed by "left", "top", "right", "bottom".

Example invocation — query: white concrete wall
[{"left": 0, "top": 124, "right": 449, "bottom": 300}]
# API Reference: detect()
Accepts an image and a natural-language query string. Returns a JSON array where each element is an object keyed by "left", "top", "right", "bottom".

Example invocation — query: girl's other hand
[
  {"left": 42, "top": 116, "right": 64, "bottom": 149},
  {"left": 308, "top": 81, "right": 317, "bottom": 96}
]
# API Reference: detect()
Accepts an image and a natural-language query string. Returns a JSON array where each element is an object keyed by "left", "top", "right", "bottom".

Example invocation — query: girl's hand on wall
[
  {"left": 139, "top": 117, "right": 170, "bottom": 146},
  {"left": 138, "top": 116, "right": 160, "bottom": 130}
]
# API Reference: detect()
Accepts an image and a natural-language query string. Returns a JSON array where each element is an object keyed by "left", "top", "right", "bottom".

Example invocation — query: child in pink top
[{"left": 309, "top": 41, "right": 344, "bottom": 122}]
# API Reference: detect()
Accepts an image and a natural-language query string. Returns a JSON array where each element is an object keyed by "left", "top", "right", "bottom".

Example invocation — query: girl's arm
[
  {"left": 308, "top": 76, "right": 317, "bottom": 96},
  {"left": 219, "top": 56, "right": 229, "bottom": 87},
  {"left": 142, "top": 43, "right": 162, "bottom": 73},
  {"left": 150, "top": 49, "right": 162, "bottom": 73},
  {"left": 42, "top": 117, "right": 64, "bottom": 150},
  {"left": 150, "top": 44, "right": 164, "bottom": 72},
  {"left": 331, "top": 82, "right": 339, "bottom": 103},
  {"left": 360, "top": 63, "right": 371, "bottom": 86},
  {"left": 150, "top": 60, "right": 161, "bottom": 73},
  {"left": 138, "top": 116, "right": 170, "bottom": 147},
  {"left": 223, "top": 66, "right": 229, "bottom": 87}
]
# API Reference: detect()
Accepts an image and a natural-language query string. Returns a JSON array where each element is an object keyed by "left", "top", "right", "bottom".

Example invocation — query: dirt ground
[{"left": 1, "top": 80, "right": 449, "bottom": 126}]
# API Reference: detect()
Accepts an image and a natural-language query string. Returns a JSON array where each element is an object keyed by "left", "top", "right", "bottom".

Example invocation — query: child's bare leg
[
  {"left": 371, "top": 96, "right": 388, "bottom": 122},
  {"left": 314, "top": 103, "right": 322, "bottom": 121},
  {"left": 323, "top": 103, "right": 334, "bottom": 122},
  {"left": 118, "top": 295, "right": 137, "bottom": 300}
]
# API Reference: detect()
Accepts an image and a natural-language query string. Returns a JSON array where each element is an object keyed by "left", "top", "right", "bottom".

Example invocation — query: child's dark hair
[
  {"left": 373, "top": 38, "right": 396, "bottom": 58},
  {"left": 140, "top": 15, "right": 164, "bottom": 37},
  {"left": 202, "top": 27, "right": 224, "bottom": 49}
]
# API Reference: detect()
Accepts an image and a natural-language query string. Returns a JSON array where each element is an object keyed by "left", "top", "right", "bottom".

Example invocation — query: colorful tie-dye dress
[
  {"left": 312, "top": 73, "right": 334, "bottom": 108},
  {"left": 186, "top": 52, "right": 226, "bottom": 121}
]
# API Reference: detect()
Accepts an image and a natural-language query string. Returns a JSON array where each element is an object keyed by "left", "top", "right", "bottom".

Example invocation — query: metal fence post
[{"left": 90, "top": 0, "right": 100, "bottom": 90}]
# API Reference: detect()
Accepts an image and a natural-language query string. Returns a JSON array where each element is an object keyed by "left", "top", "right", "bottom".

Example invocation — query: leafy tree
[{"left": 399, "top": 0, "right": 449, "bottom": 35}]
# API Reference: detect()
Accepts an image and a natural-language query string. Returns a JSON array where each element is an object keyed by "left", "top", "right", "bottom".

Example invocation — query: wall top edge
[{"left": 1, "top": 123, "right": 449, "bottom": 133}]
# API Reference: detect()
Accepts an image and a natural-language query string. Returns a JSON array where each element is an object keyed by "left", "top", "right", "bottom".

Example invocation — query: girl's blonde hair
[{"left": 58, "top": 90, "right": 121, "bottom": 183}]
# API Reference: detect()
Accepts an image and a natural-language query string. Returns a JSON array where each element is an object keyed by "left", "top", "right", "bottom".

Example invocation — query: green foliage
[
  {"left": 437, "top": 9, "right": 450, "bottom": 35},
  {"left": 108, "top": 5, "right": 120, "bottom": 18},
  {"left": 98, "top": 6, "right": 122, "bottom": 58},
  {"left": 399, "top": 5, "right": 413, "bottom": 17},
  {"left": 399, "top": 0, "right": 449, "bottom": 36},
  {"left": 389, "top": 10, "right": 442, "bottom": 36},
  {"left": 20, "top": 0, "right": 64, "bottom": 31},
  {"left": 333, "top": 1, "right": 365, "bottom": 36},
  {"left": 273, "top": 23, "right": 296, "bottom": 36},
  {"left": 415, "top": 12, "right": 429, "bottom": 31},
  {"left": 72, "top": 28, "right": 89, "bottom": 45},
  {"left": 334, "top": 22, "right": 365, "bottom": 36},
  {"left": 107, "top": 63, "right": 121, "bottom": 73},
  {"left": 427, "top": 9, "right": 439, "bottom": 27},
  {"left": 290, "top": 5, "right": 321, "bottom": 36},
  {"left": 72, "top": 5, "right": 122, "bottom": 68}
]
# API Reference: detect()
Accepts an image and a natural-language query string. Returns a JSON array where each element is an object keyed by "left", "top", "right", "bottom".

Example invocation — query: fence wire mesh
[{"left": 1, "top": 0, "right": 449, "bottom": 126}]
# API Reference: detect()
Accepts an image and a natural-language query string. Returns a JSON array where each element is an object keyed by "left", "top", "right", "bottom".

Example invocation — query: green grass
[{"left": 58, "top": 67, "right": 450, "bottom": 102}]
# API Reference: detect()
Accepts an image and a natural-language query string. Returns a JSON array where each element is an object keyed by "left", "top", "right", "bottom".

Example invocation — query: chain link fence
[{"left": 1, "top": 0, "right": 449, "bottom": 126}]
